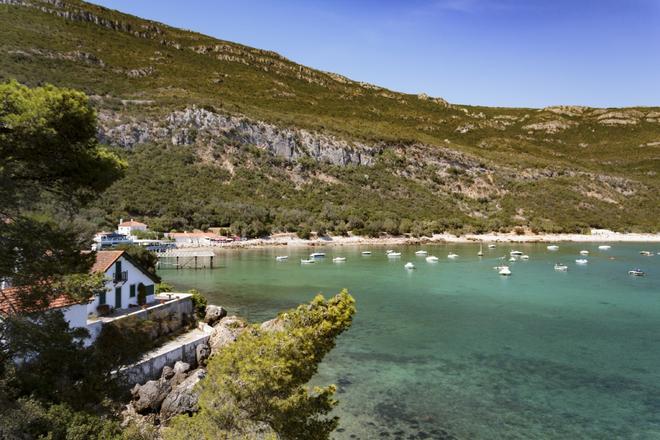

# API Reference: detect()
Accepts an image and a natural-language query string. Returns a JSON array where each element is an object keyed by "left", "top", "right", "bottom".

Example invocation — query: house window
[
  {"left": 145, "top": 284, "right": 155, "bottom": 297},
  {"left": 99, "top": 291, "right": 106, "bottom": 305},
  {"left": 115, "top": 260, "right": 122, "bottom": 275},
  {"left": 129, "top": 284, "right": 136, "bottom": 297}
]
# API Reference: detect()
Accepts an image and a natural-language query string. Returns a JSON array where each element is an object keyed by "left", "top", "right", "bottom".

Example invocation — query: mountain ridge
[{"left": 1, "top": 0, "right": 658, "bottom": 234}]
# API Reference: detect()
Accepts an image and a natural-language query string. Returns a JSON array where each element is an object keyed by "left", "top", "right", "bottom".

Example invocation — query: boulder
[
  {"left": 209, "top": 316, "right": 247, "bottom": 353},
  {"left": 196, "top": 343, "right": 211, "bottom": 366},
  {"left": 131, "top": 378, "right": 172, "bottom": 413},
  {"left": 161, "top": 365, "right": 175, "bottom": 380},
  {"left": 260, "top": 317, "right": 286, "bottom": 333},
  {"left": 173, "top": 361, "right": 190, "bottom": 375},
  {"left": 204, "top": 305, "right": 227, "bottom": 326},
  {"left": 160, "top": 368, "right": 207, "bottom": 420}
]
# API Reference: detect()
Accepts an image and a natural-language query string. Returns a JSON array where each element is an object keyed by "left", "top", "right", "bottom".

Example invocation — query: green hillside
[{"left": 1, "top": 0, "right": 658, "bottom": 235}]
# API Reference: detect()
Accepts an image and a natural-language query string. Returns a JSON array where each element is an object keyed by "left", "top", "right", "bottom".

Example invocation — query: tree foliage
[{"left": 166, "top": 290, "right": 356, "bottom": 440}]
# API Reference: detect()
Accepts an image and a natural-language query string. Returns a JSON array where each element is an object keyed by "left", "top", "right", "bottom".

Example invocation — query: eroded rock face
[
  {"left": 98, "top": 107, "right": 380, "bottom": 166},
  {"left": 204, "top": 305, "right": 227, "bottom": 326},
  {"left": 160, "top": 368, "right": 207, "bottom": 420}
]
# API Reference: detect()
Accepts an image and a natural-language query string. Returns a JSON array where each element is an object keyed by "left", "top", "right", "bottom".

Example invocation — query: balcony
[{"left": 113, "top": 270, "right": 128, "bottom": 284}]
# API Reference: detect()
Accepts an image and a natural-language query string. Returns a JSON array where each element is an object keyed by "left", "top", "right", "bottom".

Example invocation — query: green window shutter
[
  {"left": 129, "top": 284, "right": 136, "bottom": 297},
  {"left": 146, "top": 284, "right": 154, "bottom": 296},
  {"left": 99, "top": 291, "right": 106, "bottom": 305}
]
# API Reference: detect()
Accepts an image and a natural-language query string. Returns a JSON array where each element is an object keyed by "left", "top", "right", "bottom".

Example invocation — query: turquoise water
[{"left": 160, "top": 243, "right": 660, "bottom": 439}]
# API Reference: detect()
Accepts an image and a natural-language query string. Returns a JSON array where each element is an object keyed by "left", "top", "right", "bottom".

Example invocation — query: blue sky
[{"left": 91, "top": 0, "right": 660, "bottom": 108}]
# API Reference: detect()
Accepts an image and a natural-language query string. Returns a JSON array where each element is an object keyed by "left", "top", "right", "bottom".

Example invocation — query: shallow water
[{"left": 160, "top": 243, "right": 660, "bottom": 439}]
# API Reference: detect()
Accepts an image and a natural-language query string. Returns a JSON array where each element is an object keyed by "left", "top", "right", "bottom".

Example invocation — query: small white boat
[
  {"left": 275, "top": 256, "right": 289, "bottom": 261},
  {"left": 425, "top": 256, "right": 439, "bottom": 263},
  {"left": 301, "top": 258, "right": 316, "bottom": 264},
  {"left": 310, "top": 252, "right": 326, "bottom": 258},
  {"left": 598, "top": 245, "right": 611, "bottom": 250},
  {"left": 579, "top": 250, "right": 589, "bottom": 255},
  {"left": 554, "top": 263, "right": 568, "bottom": 271},
  {"left": 415, "top": 250, "right": 428, "bottom": 256},
  {"left": 547, "top": 245, "right": 559, "bottom": 251},
  {"left": 628, "top": 268, "right": 645, "bottom": 276},
  {"left": 447, "top": 253, "right": 459, "bottom": 259},
  {"left": 488, "top": 244, "right": 497, "bottom": 249},
  {"left": 493, "top": 265, "right": 508, "bottom": 271},
  {"left": 333, "top": 257, "right": 346, "bottom": 263},
  {"left": 520, "top": 255, "right": 530, "bottom": 260},
  {"left": 477, "top": 244, "right": 484, "bottom": 257},
  {"left": 386, "top": 249, "right": 394, "bottom": 254},
  {"left": 508, "top": 257, "right": 517, "bottom": 262},
  {"left": 510, "top": 250, "right": 523, "bottom": 256},
  {"left": 575, "top": 259, "right": 588, "bottom": 265},
  {"left": 387, "top": 252, "right": 402, "bottom": 258},
  {"left": 640, "top": 251, "right": 653, "bottom": 256},
  {"left": 499, "top": 266, "right": 512, "bottom": 276},
  {"left": 404, "top": 262, "right": 416, "bottom": 270},
  {"left": 361, "top": 251, "right": 372, "bottom": 255}
]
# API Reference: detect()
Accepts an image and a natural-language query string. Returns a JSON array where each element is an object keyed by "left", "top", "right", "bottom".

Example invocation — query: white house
[
  {"left": 118, "top": 219, "right": 148, "bottom": 236},
  {"left": 0, "top": 250, "right": 159, "bottom": 343},
  {"left": 87, "top": 250, "right": 158, "bottom": 314}
]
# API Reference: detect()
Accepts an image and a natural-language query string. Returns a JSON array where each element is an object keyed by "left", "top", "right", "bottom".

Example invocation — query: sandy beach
[{"left": 181, "top": 230, "right": 660, "bottom": 251}]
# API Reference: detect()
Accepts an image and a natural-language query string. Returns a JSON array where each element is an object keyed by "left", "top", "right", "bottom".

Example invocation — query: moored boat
[
  {"left": 310, "top": 252, "right": 326, "bottom": 258},
  {"left": 640, "top": 251, "right": 653, "bottom": 256},
  {"left": 300, "top": 258, "right": 316, "bottom": 264},
  {"left": 499, "top": 266, "right": 512, "bottom": 276},
  {"left": 575, "top": 259, "right": 588, "bottom": 265},
  {"left": 547, "top": 245, "right": 559, "bottom": 251},
  {"left": 447, "top": 253, "right": 458, "bottom": 259},
  {"left": 520, "top": 255, "right": 530, "bottom": 260},
  {"left": 387, "top": 252, "right": 402, "bottom": 258},
  {"left": 275, "top": 256, "right": 288, "bottom": 261},
  {"left": 404, "top": 262, "right": 416, "bottom": 270},
  {"left": 510, "top": 250, "right": 523, "bottom": 256},
  {"left": 425, "top": 256, "right": 439, "bottom": 263},
  {"left": 554, "top": 263, "right": 568, "bottom": 271},
  {"left": 361, "top": 251, "right": 372, "bottom": 255},
  {"left": 598, "top": 245, "right": 611, "bottom": 250},
  {"left": 333, "top": 257, "right": 346, "bottom": 262},
  {"left": 628, "top": 268, "right": 645, "bottom": 276},
  {"left": 488, "top": 244, "right": 496, "bottom": 249},
  {"left": 580, "top": 250, "right": 589, "bottom": 255},
  {"left": 415, "top": 250, "right": 428, "bottom": 256}
]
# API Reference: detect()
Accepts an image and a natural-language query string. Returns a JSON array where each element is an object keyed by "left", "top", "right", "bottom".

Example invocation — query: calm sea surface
[{"left": 160, "top": 243, "right": 660, "bottom": 439}]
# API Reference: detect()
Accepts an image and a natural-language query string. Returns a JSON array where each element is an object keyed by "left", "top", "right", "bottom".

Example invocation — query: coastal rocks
[
  {"left": 260, "top": 317, "right": 287, "bottom": 333},
  {"left": 209, "top": 315, "right": 248, "bottom": 353},
  {"left": 160, "top": 368, "right": 207, "bottom": 420},
  {"left": 131, "top": 378, "right": 172, "bottom": 413},
  {"left": 204, "top": 304, "right": 227, "bottom": 326},
  {"left": 195, "top": 343, "right": 211, "bottom": 366}
]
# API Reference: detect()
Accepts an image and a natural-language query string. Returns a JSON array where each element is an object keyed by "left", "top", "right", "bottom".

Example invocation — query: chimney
[{"left": 119, "top": 218, "right": 123, "bottom": 225}]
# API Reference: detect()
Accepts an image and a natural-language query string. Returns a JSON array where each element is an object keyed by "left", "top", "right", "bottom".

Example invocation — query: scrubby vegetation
[{"left": 1, "top": 1, "right": 657, "bottom": 234}]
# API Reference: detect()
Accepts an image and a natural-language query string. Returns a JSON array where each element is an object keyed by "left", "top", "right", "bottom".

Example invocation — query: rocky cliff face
[{"left": 98, "top": 107, "right": 381, "bottom": 167}]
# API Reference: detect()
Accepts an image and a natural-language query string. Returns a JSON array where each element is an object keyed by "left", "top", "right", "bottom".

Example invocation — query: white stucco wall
[
  {"left": 87, "top": 255, "right": 156, "bottom": 316},
  {"left": 61, "top": 303, "right": 88, "bottom": 329},
  {"left": 118, "top": 225, "right": 147, "bottom": 236}
]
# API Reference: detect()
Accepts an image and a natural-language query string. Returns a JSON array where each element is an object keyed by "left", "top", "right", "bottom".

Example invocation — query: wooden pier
[{"left": 156, "top": 249, "right": 215, "bottom": 269}]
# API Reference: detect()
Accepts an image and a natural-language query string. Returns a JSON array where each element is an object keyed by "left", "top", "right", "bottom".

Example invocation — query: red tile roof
[
  {"left": 0, "top": 286, "right": 81, "bottom": 315},
  {"left": 90, "top": 250, "right": 124, "bottom": 273},
  {"left": 119, "top": 219, "right": 146, "bottom": 227}
]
